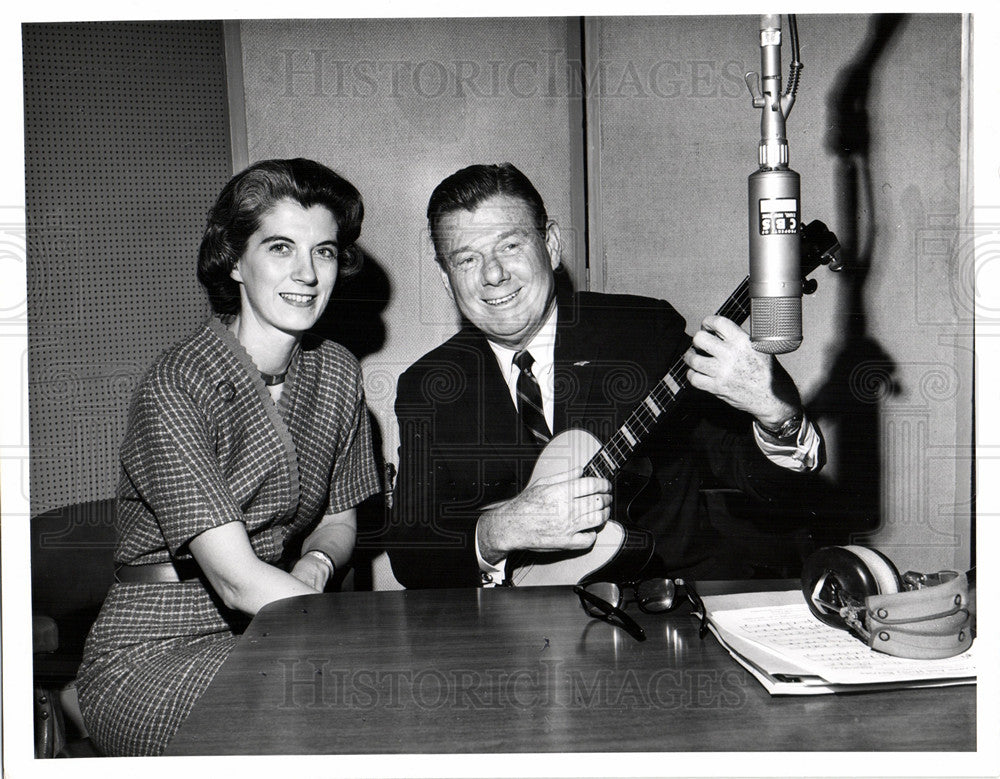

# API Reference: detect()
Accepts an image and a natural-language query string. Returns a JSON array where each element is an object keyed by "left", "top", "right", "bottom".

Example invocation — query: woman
[{"left": 77, "top": 159, "right": 381, "bottom": 756}]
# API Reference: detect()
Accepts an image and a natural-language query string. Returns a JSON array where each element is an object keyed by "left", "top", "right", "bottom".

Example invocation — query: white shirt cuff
[
  {"left": 475, "top": 522, "right": 507, "bottom": 587},
  {"left": 753, "top": 413, "right": 823, "bottom": 472}
]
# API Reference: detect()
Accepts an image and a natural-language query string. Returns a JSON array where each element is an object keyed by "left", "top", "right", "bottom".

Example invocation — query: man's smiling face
[{"left": 436, "top": 194, "right": 561, "bottom": 351}]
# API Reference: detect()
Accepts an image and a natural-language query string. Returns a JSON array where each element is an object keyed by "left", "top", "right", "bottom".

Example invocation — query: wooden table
[{"left": 165, "top": 583, "right": 976, "bottom": 755}]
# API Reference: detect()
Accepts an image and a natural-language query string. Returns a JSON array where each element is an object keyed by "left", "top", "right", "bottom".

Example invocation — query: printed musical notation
[{"left": 705, "top": 592, "right": 976, "bottom": 692}]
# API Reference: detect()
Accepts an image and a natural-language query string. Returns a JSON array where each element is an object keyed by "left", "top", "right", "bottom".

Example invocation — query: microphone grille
[{"left": 750, "top": 297, "right": 802, "bottom": 354}]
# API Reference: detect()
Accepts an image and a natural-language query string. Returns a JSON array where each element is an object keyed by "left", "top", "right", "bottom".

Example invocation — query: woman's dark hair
[
  {"left": 198, "top": 158, "right": 364, "bottom": 315},
  {"left": 426, "top": 163, "right": 547, "bottom": 265}
]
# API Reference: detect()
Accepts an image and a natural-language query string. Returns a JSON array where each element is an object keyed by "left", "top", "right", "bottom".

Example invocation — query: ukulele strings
[{"left": 582, "top": 276, "right": 752, "bottom": 482}]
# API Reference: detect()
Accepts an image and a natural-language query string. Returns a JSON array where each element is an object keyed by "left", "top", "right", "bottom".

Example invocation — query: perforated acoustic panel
[{"left": 24, "top": 22, "right": 233, "bottom": 515}]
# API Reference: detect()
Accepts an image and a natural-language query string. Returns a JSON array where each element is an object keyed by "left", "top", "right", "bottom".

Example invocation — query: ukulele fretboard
[{"left": 582, "top": 275, "right": 752, "bottom": 481}]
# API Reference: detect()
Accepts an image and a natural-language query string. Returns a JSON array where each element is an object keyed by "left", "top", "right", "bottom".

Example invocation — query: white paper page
[
  {"left": 711, "top": 631, "right": 836, "bottom": 695},
  {"left": 707, "top": 618, "right": 818, "bottom": 678},
  {"left": 710, "top": 602, "right": 977, "bottom": 685}
]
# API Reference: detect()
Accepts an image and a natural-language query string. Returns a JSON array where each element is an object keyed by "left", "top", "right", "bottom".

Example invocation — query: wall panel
[
  {"left": 24, "top": 22, "right": 232, "bottom": 514},
  {"left": 588, "top": 14, "right": 971, "bottom": 572},
  {"left": 238, "top": 17, "right": 586, "bottom": 474}
]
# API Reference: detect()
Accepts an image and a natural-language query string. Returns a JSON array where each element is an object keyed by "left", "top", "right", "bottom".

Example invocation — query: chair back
[{"left": 31, "top": 499, "right": 118, "bottom": 661}]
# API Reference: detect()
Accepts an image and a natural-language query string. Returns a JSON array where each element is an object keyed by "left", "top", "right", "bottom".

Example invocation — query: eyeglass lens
[
  {"left": 635, "top": 578, "right": 676, "bottom": 613},
  {"left": 581, "top": 579, "right": 678, "bottom": 614},
  {"left": 580, "top": 579, "right": 703, "bottom": 620},
  {"left": 577, "top": 578, "right": 708, "bottom": 639},
  {"left": 578, "top": 582, "right": 621, "bottom": 618}
]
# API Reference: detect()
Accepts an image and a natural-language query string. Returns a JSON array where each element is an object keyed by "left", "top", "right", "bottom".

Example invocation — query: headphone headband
[{"left": 801, "top": 546, "right": 975, "bottom": 660}]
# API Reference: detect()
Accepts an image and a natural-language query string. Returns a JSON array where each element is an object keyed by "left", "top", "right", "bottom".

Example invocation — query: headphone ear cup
[
  {"left": 840, "top": 545, "right": 902, "bottom": 595},
  {"left": 801, "top": 545, "right": 903, "bottom": 629}
]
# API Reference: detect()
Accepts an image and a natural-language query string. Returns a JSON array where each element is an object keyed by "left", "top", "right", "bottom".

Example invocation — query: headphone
[{"left": 800, "top": 545, "right": 975, "bottom": 659}]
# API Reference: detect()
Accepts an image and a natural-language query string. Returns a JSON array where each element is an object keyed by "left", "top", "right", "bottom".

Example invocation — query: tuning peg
[{"left": 802, "top": 278, "right": 818, "bottom": 295}]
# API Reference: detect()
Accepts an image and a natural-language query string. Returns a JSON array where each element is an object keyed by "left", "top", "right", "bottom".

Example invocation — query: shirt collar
[{"left": 486, "top": 304, "right": 558, "bottom": 379}]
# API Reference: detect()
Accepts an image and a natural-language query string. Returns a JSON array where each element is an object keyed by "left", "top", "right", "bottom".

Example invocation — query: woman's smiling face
[{"left": 231, "top": 198, "right": 340, "bottom": 338}]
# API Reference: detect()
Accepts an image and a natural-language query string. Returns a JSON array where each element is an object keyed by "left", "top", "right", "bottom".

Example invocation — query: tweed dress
[{"left": 76, "top": 318, "right": 380, "bottom": 757}]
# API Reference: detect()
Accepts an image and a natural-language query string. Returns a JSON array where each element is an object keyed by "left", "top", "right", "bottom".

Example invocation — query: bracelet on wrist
[{"left": 304, "top": 549, "right": 335, "bottom": 577}]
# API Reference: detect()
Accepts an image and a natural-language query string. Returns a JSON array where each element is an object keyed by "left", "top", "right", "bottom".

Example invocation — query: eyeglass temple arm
[
  {"left": 573, "top": 586, "right": 647, "bottom": 642},
  {"left": 676, "top": 579, "right": 710, "bottom": 639}
]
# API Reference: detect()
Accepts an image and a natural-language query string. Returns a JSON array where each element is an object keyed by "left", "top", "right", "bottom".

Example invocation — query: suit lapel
[
  {"left": 553, "top": 294, "right": 604, "bottom": 436},
  {"left": 459, "top": 328, "right": 522, "bottom": 452},
  {"left": 459, "top": 294, "right": 610, "bottom": 444}
]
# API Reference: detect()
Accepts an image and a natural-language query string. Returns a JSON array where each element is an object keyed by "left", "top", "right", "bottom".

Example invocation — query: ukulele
[{"left": 509, "top": 220, "right": 840, "bottom": 586}]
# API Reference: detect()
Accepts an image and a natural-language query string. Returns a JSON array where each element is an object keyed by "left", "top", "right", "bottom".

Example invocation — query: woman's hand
[
  {"left": 189, "top": 521, "right": 321, "bottom": 615},
  {"left": 188, "top": 509, "right": 356, "bottom": 615},
  {"left": 290, "top": 552, "right": 333, "bottom": 591},
  {"left": 299, "top": 508, "right": 357, "bottom": 575}
]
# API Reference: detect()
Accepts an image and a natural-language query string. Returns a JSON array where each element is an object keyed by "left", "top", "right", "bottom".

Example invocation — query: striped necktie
[{"left": 513, "top": 350, "right": 551, "bottom": 447}]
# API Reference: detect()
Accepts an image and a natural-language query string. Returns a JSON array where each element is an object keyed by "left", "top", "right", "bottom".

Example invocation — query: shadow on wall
[
  {"left": 314, "top": 245, "right": 392, "bottom": 361},
  {"left": 806, "top": 14, "right": 907, "bottom": 546},
  {"left": 311, "top": 246, "right": 394, "bottom": 588}
]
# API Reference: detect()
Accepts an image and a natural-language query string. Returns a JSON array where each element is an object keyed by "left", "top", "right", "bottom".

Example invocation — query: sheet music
[{"left": 709, "top": 600, "right": 977, "bottom": 685}]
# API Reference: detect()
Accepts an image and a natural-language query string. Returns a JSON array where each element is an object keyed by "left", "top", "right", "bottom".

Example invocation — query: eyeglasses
[{"left": 572, "top": 578, "right": 709, "bottom": 642}]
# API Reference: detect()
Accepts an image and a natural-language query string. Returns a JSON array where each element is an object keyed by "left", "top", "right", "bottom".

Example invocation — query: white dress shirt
[{"left": 487, "top": 307, "right": 559, "bottom": 434}]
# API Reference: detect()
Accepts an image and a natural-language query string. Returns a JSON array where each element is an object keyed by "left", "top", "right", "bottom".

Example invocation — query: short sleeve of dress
[
  {"left": 325, "top": 362, "right": 380, "bottom": 514},
  {"left": 120, "top": 371, "right": 244, "bottom": 556}
]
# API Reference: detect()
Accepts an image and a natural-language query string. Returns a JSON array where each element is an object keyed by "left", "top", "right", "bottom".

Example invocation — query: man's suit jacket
[{"left": 388, "top": 290, "right": 809, "bottom": 588}]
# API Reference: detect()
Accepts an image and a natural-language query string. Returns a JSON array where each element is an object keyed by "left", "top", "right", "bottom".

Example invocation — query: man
[{"left": 388, "top": 163, "right": 822, "bottom": 589}]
